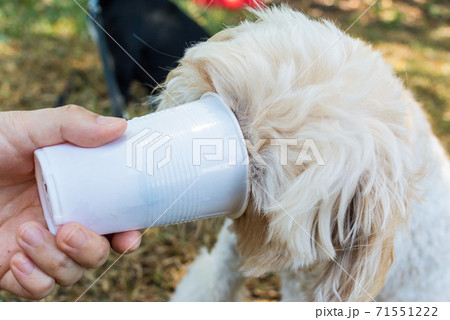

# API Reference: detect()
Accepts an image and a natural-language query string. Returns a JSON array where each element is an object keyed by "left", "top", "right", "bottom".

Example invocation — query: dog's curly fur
[{"left": 155, "top": 6, "right": 450, "bottom": 301}]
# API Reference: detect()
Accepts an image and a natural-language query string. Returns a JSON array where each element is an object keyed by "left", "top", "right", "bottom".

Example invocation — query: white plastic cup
[{"left": 34, "top": 93, "right": 249, "bottom": 235}]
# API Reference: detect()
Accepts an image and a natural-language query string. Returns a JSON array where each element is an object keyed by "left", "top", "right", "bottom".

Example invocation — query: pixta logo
[{"left": 126, "top": 129, "right": 172, "bottom": 175}]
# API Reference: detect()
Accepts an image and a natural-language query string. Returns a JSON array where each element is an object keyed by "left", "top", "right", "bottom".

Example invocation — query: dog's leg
[
  {"left": 279, "top": 269, "right": 319, "bottom": 301},
  {"left": 171, "top": 219, "right": 244, "bottom": 301}
]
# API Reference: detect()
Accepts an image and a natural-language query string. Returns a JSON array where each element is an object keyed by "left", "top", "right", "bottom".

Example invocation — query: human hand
[{"left": 0, "top": 105, "right": 142, "bottom": 300}]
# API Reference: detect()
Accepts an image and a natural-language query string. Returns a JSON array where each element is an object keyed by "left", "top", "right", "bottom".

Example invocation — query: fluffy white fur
[{"left": 155, "top": 6, "right": 450, "bottom": 301}]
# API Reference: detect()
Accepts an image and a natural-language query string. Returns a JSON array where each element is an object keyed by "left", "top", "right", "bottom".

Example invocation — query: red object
[{"left": 194, "top": 0, "right": 264, "bottom": 10}]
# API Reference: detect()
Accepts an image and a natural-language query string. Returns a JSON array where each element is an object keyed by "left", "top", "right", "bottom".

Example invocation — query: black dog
[{"left": 90, "top": 0, "right": 209, "bottom": 116}]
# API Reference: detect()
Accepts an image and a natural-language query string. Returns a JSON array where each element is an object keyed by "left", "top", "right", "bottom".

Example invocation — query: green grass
[{"left": 0, "top": 0, "right": 449, "bottom": 301}]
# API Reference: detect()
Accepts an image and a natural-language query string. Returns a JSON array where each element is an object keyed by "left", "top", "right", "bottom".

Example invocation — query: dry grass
[{"left": 0, "top": 0, "right": 449, "bottom": 301}]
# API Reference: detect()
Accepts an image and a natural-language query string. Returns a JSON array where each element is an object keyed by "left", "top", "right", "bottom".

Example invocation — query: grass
[{"left": 0, "top": 0, "right": 449, "bottom": 301}]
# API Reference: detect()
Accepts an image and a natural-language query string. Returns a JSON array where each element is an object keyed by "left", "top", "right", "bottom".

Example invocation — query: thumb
[{"left": 12, "top": 105, "right": 127, "bottom": 150}]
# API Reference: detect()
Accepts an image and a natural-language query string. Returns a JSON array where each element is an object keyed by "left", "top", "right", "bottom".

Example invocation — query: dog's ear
[
  {"left": 233, "top": 111, "right": 416, "bottom": 301},
  {"left": 316, "top": 171, "right": 409, "bottom": 301},
  {"left": 315, "top": 119, "right": 420, "bottom": 301}
]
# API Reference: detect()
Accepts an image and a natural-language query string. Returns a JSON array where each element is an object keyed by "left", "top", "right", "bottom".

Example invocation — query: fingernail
[
  {"left": 128, "top": 238, "right": 141, "bottom": 253},
  {"left": 20, "top": 225, "right": 44, "bottom": 247},
  {"left": 96, "top": 115, "right": 124, "bottom": 126},
  {"left": 15, "top": 255, "right": 35, "bottom": 275},
  {"left": 64, "top": 227, "right": 87, "bottom": 249}
]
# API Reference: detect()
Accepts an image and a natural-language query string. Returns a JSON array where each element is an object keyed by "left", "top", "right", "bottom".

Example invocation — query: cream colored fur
[{"left": 156, "top": 6, "right": 450, "bottom": 301}]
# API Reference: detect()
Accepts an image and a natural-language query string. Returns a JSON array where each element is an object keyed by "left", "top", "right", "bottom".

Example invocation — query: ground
[{"left": 0, "top": 0, "right": 449, "bottom": 301}]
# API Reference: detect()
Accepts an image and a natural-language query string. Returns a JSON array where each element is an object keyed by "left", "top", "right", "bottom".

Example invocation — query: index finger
[{"left": 2, "top": 105, "right": 127, "bottom": 154}]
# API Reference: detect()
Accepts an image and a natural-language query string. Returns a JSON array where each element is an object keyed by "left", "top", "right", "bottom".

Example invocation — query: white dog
[{"left": 154, "top": 6, "right": 450, "bottom": 301}]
